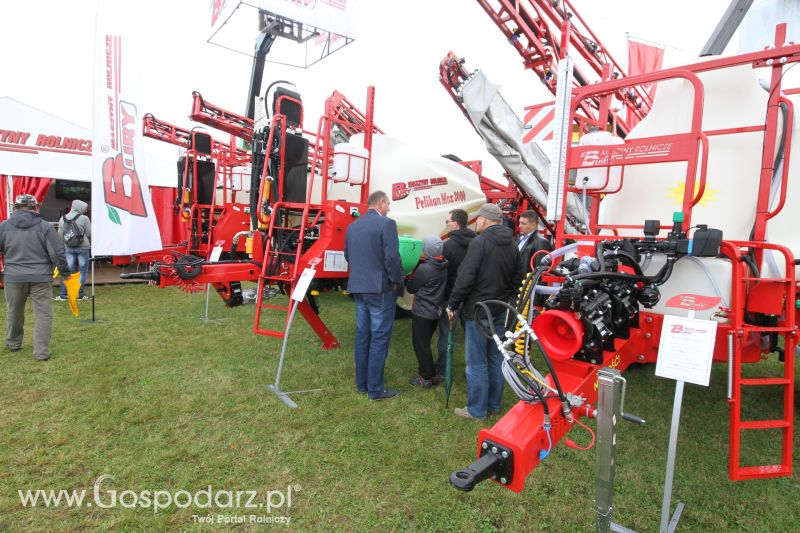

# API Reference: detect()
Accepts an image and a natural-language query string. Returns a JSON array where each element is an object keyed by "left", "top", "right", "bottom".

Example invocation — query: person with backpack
[{"left": 57, "top": 199, "right": 91, "bottom": 300}]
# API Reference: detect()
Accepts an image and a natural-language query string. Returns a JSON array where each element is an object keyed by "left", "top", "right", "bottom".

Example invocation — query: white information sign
[
  {"left": 291, "top": 268, "right": 316, "bottom": 302},
  {"left": 324, "top": 250, "right": 348, "bottom": 272},
  {"left": 209, "top": 244, "right": 224, "bottom": 263},
  {"left": 655, "top": 315, "right": 718, "bottom": 386}
]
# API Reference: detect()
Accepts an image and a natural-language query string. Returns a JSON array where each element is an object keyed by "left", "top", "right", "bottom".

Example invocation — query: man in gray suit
[{"left": 344, "top": 190, "right": 404, "bottom": 400}]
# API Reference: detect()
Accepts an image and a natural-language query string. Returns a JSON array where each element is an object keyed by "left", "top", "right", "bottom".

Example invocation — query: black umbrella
[{"left": 445, "top": 317, "right": 455, "bottom": 408}]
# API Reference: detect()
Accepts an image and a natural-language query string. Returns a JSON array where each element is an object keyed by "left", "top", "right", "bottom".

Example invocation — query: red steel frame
[
  {"left": 253, "top": 88, "right": 382, "bottom": 348},
  {"left": 472, "top": 25, "right": 800, "bottom": 492},
  {"left": 475, "top": 0, "right": 652, "bottom": 134},
  {"left": 133, "top": 102, "right": 262, "bottom": 300}
]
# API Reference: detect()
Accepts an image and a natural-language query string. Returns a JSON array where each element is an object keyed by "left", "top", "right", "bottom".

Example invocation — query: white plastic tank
[
  {"left": 575, "top": 130, "right": 624, "bottom": 192},
  {"left": 327, "top": 134, "right": 486, "bottom": 239},
  {"left": 332, "top": 142, "right": 369, "bottom": 184},
  {"left": 643, "top": 254, "right": 732, "bottom": 321},
  {"left": 595, "top": 62, "right": 800, "bottom": 317}
]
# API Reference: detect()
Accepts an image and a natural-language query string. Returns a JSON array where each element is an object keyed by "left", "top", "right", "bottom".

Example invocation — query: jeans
[
  {"left": 464, "top": 317, "right": 506, "bottom": 419},
  {"left": 5, "top": 282, "right": 53, "bottom": 360},
  {"left": 60, "top": 248, "right": 90, "bottom": 298},
  {"left": 353, "top": 291, "right": 396, "bottom": 395}
]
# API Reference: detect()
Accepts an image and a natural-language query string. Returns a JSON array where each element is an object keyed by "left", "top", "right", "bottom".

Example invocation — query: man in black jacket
[
  {"left": 406, "top": 236, "right": 447, "bottom": 388},
  {"left": 436, "top": 208, "right": 476, "bottom": 377},
  {"left": 517, "top": 210, "right": 552, "bottom": 273},
  {"left": 446, "top": 203, "right": 521, "bottom": 420},
  {"left": 0, "top": 195, "right": 71, "bottom": 361}
]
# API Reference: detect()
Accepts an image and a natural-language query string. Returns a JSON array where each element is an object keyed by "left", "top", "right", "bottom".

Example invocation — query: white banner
[
  {"left": 0, "top": 97, "right": 92, "bottom": 182},
  {"left": 91, "top": 6, "right": 162, "bottom": 256}
]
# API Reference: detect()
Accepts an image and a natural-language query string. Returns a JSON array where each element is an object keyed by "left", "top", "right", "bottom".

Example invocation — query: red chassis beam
[{"left": 458, "top": 314, "right": 654, "bottom": 493}]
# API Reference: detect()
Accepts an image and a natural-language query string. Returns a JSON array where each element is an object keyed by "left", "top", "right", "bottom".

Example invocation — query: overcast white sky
[{"left": 0, "top": 0, "right": 777, "bottom": 181}]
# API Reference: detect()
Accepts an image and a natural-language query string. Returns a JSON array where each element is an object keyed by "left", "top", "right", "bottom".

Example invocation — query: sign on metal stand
[
  {"left": 83, "top": 258, "right": 98, "bottom": 324},
  {"left": 267, "top": 265, "right": 322, "bottom": 408},
  {"left": 655, "top": 310, "right": 717, "bottom": 532},
  {"left": 200, "top": 244, "right": 229, "bottom": 324}
]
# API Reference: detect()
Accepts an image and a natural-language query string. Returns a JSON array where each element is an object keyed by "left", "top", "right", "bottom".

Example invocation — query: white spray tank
[
  {"left": 327, "top": 134, "right": 486, "bottom": 310},
  {"left": 599, "top": 63, "right": 800, "bottom": 319},
  {"left": 327, "top": 134, "right": 486, "bottom": 243}
]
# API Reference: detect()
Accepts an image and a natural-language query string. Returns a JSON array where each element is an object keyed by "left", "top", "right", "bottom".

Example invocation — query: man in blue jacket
[
  {"left": 0, "top": 194, "right": 71, "bottom": 361},
  {"left": 344, "top": 190, "right": 404, "bottom": 400}
]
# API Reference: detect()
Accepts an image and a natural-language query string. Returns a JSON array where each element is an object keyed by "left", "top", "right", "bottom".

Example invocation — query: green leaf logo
[{"left": 107, "top": 205, "right": 122, "bottom": 225}]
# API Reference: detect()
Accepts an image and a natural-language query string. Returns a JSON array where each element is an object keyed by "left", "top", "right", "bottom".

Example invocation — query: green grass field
[{"left": 0, "top": 284, "right": 798, "bottom": 532}]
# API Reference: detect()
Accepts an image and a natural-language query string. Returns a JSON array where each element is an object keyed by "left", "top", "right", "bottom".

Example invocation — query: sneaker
[
  {"left": 34, "top": 356, "right": 50, "bottom": 362},
  {"left": 78, "top": 296, "right": 90, "bottom": 301},
  {"left": 368, "top": 389, "right": 399, "bottom": 401},
  {"left": 454, "top": 407, "right": 483, "bottom": 420},
  {"left": 409, "top": 376, "right": 433, "bottom": 389},
  {"left": 53, "top": 296, "right": 67, "bottom": 301}
]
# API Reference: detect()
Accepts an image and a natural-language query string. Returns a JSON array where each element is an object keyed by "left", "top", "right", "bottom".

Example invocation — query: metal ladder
[
  {"left": 253, "top": 202, "right": 339, "bottom": 349},
  {"left": 727, "top": 243, "right": 796, "bottom": 479}
]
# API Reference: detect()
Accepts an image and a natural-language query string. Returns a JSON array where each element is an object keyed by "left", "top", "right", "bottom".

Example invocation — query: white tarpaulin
[
  {"left": 91, "top": 5, "right": 162, "bottom": 256},
  {"left": 459, "top": 70, "right": 585, "bottom": 232}
]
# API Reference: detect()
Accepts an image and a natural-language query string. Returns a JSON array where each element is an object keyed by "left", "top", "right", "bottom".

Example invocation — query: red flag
[{"left": 628, "top": 40, "right": 665, "bottom": 126}]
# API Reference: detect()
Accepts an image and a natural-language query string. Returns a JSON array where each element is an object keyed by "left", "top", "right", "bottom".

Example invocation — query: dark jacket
[
  {"left": 519, "top": 231, "right": 553, "bottom": 273},
  {"left": 442, "top": 228, "right": 476, "bottom": 299},
  {"left": 405, "top": 256, "right": 448, "bottom": 320},
  {"left": 344, "top": 209, "right": 404, "bottom": 294},
  {"left": 0, "top": 209, "right": 70, "bottom": 283},
  {"left": 447, "top": 224, "right": 521, "bottom": 320}
]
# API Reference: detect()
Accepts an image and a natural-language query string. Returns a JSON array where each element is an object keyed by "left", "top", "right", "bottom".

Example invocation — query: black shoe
[
  {"left": 356, "top": 388, "right": 367, "bottom": 394},
  {"left": 409, "top": 376, "right": 433, "bottom": 389},
  {"left": 6, "top": 345, "right": 20, "bottom": 352},
  {"left": 368, "top": 389, "right": 399, "bottom": 401}
]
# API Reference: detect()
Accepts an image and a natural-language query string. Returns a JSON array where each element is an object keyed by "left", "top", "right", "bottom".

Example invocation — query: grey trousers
[{"left": 4, "top": 281, "right": 53, "bottom": 360}]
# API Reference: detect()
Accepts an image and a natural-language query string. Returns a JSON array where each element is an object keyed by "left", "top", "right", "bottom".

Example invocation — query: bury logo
[
  {"left": 392, "top": 177, "right": 448, "bottom": 201},
  {"left": 102, "top": 101, "right": 147, "bottom": 221},
  {"left": 578, "top": 149, "right": 608, "bottom": 166},
  {"left": 665, "top": 294, "right": 721, "bottom": 311}
]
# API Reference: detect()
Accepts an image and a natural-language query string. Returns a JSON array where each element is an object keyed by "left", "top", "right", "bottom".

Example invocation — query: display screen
[{"left": 55, "top": 180, "right": 91, "bottom": 201}]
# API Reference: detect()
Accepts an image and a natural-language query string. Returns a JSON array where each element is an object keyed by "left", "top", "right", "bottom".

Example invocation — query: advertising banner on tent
[
  {"left": 91, "top": 6, "right": 162, "bottom": 256},
  {"left": 0, "top": 98, "right": 92, "bottom": 182}
]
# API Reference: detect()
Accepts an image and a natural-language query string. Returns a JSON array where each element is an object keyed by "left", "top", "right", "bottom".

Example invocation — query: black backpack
[{"left": 62, "top": 216, "right": 85, "bottom": 248}]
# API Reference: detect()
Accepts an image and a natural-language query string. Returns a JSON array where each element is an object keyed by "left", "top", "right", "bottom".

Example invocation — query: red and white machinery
[{"left": 449, "top": 17, "right": 799, "bottom": 491}]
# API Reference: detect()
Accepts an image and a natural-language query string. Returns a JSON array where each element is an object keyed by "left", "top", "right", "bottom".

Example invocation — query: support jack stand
[{"left": 595, "top": 367, "right": 646, "bottom": 533}]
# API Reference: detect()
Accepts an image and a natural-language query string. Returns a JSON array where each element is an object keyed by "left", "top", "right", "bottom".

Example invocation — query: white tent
[{"left": 0, "top": 96, "right": 175, "bottom": 186}]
